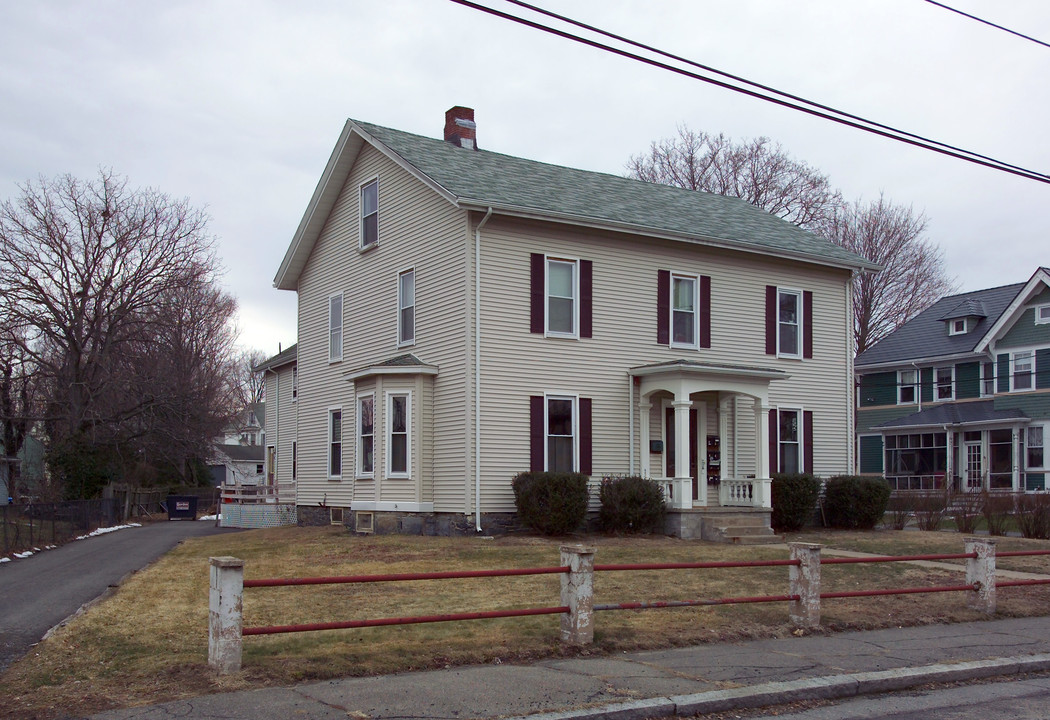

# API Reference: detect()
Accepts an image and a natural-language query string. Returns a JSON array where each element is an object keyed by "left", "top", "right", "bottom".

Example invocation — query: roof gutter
[{"left": 474, "top": 207, "right": 493, "bottom": 533}]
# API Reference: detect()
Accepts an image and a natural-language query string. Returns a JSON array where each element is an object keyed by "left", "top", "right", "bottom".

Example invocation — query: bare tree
[
  {"left": 627, "top": 126, "right": 842, "bottom": 230},
  {"left": 0, "top": 170, "right": 236, "bottom": 496},
  {"left": 825, "top": 195, "right": 956, "bottom": 353},
  {"left": 236, "top": 348, "right": 267, "bottom": 409}
]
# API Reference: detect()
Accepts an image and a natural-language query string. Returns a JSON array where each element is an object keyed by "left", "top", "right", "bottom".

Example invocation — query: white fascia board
[
  {"left": 878, "top": 417, "right": 1030, "bottom": 432},
  {"left": 974, "top": 269, "right": 1050, "bottom": 353},
  {"left": 457, "top": 200, "right": 881, "bottom": 274},
  {"left": 344, "top": 365, "right": 439, "bottom": 382},
  {"left": 628, "top": 364, "right": 787, "bottom": 381},
  {"left": 855, "top": 352, "right": 986, "bottom": 372}
]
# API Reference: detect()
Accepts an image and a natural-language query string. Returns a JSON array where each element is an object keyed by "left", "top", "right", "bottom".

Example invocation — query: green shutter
[
  {"left": 998, "top": 354, "right": 1010, "bottom": 393},
  {"left": 1038, "top": 349, "right": 1050, "bottom": 390},
  {"left": 921, "top": 367, "right": 934, "bottom": 403}
]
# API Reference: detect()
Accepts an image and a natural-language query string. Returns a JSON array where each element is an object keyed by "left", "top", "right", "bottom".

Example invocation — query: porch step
[
  {"left": 665, "top": 508, "right": 780, "bottom": 543},
  {"left": 718, "top": 525, "right": 783, "bottom": 545}
]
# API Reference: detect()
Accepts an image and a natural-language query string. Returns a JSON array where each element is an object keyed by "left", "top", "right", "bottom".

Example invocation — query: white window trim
[
  {"left": 357, "top": 393, "right": 376, "bottom": 478},
  {"left": 669, "top": 272, "right": 700, "bottom": 350},
  {"left": 948, "top": 318, "right": 968, "bottom": 336},
  {"left": 1035, "top": 304, "right": 1050, "bottom": 325},
  {"left": 328, "top": 406, "right": 343, "bottom": 480},
  {"left": 544, "top": 256, "right": 580, "bottom": 339},
  {"left": 385, "top": 391, "right": 412, "bottom": 479},
  {"left": 776, "top": 407, "right": 803, "bottom": 475},
  {"left": 397, "top": 267, "right": 415, "bottom": 347},
  {"left": 291, "top": 366, "right": 298, "bottom": 402},
  {"left": 935, "top": 366, "right": 955, "bottom": 401},
  {"left": 359, "top": 176, "right": 379, "bottom": 250},
  {"left": 1027, "top": 423, "right": 1046, "bottom": 471},
  {"left": 776, "top": 287, "right": 803, "bottom": 359},
  {"left": 328, "top": 292, "right": 343, "bottom": 363},
  {"left": 1011, "top": 349, "right": 1036, "bottom": 393},
  {"left": 544, "top": 392, "right": 580, "bottom": 473},
  {"left": 897, "top": 369, "right": 919, "bottom": 405},
  {"left": 980, "top": 360, "right": 997, "bottom": 398}
]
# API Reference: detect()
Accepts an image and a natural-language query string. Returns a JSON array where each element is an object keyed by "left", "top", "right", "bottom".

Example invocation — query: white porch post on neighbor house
[
  {"left": 756, "top": 403, "right": 771, "bottom": 480},
  {"left": 1013, "top": 428, "right": 1022, "bottom": 491},
  {"left": 673, "top": 396, "right": 693, "bottom": 509},
  {"left": 639, "top": 400, "right": 652, "bottom": 479},
  {"left": 946, "top": 431, "right": 954, "bottom": 491}
]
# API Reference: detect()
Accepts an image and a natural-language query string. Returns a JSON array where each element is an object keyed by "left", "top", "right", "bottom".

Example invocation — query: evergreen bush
[
  {"left": 511, "top": 471, "right": 589, "bottom": 535},
  {"left": 598, "top": 475, "right": 666, "bottom": 534},
  {"left": 770, "top": 473, "right": 820, "bottom": 532},
  {"left": 822, "top": 475, "right": 891, "bottom": 529}
]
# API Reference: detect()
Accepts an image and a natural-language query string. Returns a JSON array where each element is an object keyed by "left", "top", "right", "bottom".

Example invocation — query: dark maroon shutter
[
  {"left": 657, "top": 270, "right": 670, "bottom": 345},
  {"left": 768, "top": 409, "right": 779, "bottom": 475},
  {"left": 803, "top": 410, "right": 814, "bottom": 475},
  {"left": 580, "top": 260, "right": 593, "bottom": 338},
  {"left": 530, "top": 396, "right": 544, "bottom": 471},
  {"left": 530, "top": 253, "right": 544, "bottom": 334},
  {"left": 579, "top": 397, "right": 592, "bottom": 475},
  {"left": 765, "top": 286, "right": 777, "bottom": 355},
  {"left": 699, "top": 275, "right": 712, "bottom": 348},
  {"left": 803, "top": 290, "right": 813, "bottom": 359}
]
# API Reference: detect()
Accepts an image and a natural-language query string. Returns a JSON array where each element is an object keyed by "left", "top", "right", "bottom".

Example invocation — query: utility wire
[
  {"left": 925, "top": 0, "right": 1050, "bottom": 50},
  {"left": 446, "top": 0, "right": 1050, "bottom": 185}
]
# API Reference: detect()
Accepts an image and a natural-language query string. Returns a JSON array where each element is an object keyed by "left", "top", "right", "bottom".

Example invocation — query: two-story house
[
  {"left": 856, "top": 268, "right": 1050, "bottom": 493},
  {"left": 269, "top": 106, "right": 876, "bottom": 538}
]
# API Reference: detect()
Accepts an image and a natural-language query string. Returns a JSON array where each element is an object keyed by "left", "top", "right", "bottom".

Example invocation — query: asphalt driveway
[{"left": 0, "top": 519, "right": 241, "bottom": 673}]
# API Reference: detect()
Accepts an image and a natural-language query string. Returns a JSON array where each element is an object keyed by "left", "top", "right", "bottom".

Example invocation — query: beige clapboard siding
[
  {"left": 295, "top": 143, "right": 469, "bottom": 510},
  {"left": 476, "top": 216, "right": 853, "bottom": 512}
]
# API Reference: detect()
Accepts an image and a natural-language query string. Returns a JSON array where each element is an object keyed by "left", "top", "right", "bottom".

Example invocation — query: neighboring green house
[{"left": 856, "top": 267, "right": 1050, "bottom": 492}]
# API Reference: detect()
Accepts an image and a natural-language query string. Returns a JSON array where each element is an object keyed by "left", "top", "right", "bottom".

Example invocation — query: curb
[{"left": 507, "top": 653, "right": 1050, "bottom": 720}]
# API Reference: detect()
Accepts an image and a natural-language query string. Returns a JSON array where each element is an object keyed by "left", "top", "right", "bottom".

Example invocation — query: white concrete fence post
[
  {"left": 560, "top": 545, "right": 596, "bottom": 645},
  {"left": 208, "top": 556, "right": 244, "bottom": 674},
  {"left": 789, "top": 542, "right": 822, "bottom": 628},
  {"left": 965, "top": 537, "right": 997, "bottom": 615}
]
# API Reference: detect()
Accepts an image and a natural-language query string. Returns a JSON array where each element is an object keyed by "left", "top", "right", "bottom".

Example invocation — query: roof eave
[
  {"left": 855, "top": 351, "right": 985, "bottom": 372},
  {"left": 974, "top": 267, "right": 1050, "bottom": 353},
  {"left": 459, "top": 200, "right": 879, "bottom": 273}
]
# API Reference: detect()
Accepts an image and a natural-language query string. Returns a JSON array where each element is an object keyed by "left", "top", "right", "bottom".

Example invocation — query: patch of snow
[
  {"left": 199, "top": 514, "right": 220, "bottom": 521},
  {"left": 14, "top": 551, "right": 34, "bottom": 559},
  {"left": 74, "top": 522, "right": 141, "bottom": 541},
  {"left": 0, "top": 557, "right": 9, "bottom": 563}
]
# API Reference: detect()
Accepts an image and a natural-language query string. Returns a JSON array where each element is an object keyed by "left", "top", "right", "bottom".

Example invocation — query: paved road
[
  {"left": 0, "top": 519, "right": 240, "bottom": 672},
  {"left": 755, "top": 674, "right": 1050, "bottom": 719}
]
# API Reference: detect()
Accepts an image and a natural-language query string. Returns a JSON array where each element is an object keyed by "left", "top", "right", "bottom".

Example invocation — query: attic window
[
  {"left": 1036, "top": 304, "right": 1050, "bottom": 325},
  {"left": 948, "top": 318, "right": 967, "bottom": 335},
  {"left": 360, "top": 179, "right": 379, "bottom": 249}
]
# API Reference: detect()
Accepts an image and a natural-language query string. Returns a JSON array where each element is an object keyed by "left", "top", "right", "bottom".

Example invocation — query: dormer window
[
  {"left": 1036, "top": 304, "right": 1050, "bottom": 325},
  {"left": 948, "top": 318, "right": 968, "bottom": 335}
]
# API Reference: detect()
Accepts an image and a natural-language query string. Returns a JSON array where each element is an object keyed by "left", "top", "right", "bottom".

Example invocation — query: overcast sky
[{"left": 2, "top": 0, "right": 1048, "bottom": 356}]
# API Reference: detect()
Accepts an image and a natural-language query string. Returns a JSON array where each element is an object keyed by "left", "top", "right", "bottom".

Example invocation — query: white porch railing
[
  {"left": 656, "top": 477, "right": 771, "bottom": 510},
  {"left": 221, "top": 480, "right": 296, "bottom": 505}
]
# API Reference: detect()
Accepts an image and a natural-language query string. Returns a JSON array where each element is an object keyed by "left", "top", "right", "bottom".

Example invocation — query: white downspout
[
  {"left": 912, "top": 361, "right": 923, "bottom": 412},
  {"left": 628, "top": 373, "right": 634, "bottom": 475},
  {"left": 475, "top": 208, "right": 493, "bottom": 532}
]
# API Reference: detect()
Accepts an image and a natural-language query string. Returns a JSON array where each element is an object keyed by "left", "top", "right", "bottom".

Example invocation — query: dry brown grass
[{"left": 4, "top": 526, "right": 1050, "bottom": 720}]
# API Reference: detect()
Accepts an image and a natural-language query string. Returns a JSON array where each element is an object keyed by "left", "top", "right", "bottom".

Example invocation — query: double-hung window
[
  {"left": 546, "top": 258, "right": 578, "bottom": 337},
  {"left": 898, "top": 369, "right": 918, "bottom": 404},
  {"left": 778, "top": 409, "right": 801, "bottom": 474},
  {"left": 1013, "top": 350, "right": 1034, "bottom": 391},
  {"left": 981, "top": 361, "right": 996, "bottom": 397},
  {"left": 358, "top": 394, "right": 374, "bottom": 477},
  {"left": 777, "top": 289, "right": 802, "bottom": 358},
  {"left": 1028, "top": 425, "right": 1045, "bottom": 470},
  {"left": 935, "top": 366, "right": 954, "bottom": 401},
  {"left": 387, "top": 392, "right": 411, "bottom": 478},
  {"left": 398, "top": 269, "right": 415, "bottom": 346},
  {"left": 328, "top": 408, "right": 342, "bottom": 479},
  {"left": 671, "top": 274, "right": 698, "bottom": 348},
  {"left": 328, "top": 293, "right": 343, "bottom": 362},
  {"left": 1036, "top": 305, "right": 1050, "bottom": 325},
  {"left": 545, "top": 395, "right": 577, "bottom": 473},
  {"left": 360, "top": 179, "right": 378, "bottom": 249}
]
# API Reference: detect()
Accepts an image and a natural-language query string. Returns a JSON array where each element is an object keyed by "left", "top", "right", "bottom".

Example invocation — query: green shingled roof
[{"left": 354, "top": 119, "right": 876, "bottom": 271}]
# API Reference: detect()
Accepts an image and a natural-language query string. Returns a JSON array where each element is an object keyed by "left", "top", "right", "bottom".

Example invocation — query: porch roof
[
  {"left": 628, "top": 359, "right": 787, "bottom": 381},
  {"left": 874, "top": 400, "right": 1030, "bottom": 431}
]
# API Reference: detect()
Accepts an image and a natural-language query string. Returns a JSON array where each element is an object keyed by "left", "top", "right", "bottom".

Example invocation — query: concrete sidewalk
[{"left": 91, "top": 616, "right": 1050, "bottom": 720}]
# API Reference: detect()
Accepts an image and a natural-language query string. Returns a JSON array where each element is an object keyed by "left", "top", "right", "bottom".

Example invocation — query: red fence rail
[{"left": 207, "top": 541, "right": 1050, "bottom": 674}]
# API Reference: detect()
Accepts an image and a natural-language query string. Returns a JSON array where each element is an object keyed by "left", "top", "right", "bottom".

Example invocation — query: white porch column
[
  {"left": 718, "top": 397, "right": 731, "bottom": 482},
  {"left": 673, "top": 397, "right": 692, "bottom": 509},
  {"left": 945, "top": 431, "right": 954, "bottom": 492},
  {"left": 1013, "top": 428, "right": 1022, "bottom": 491},
  {"left": 639, "top": 401, "right": 652, "bottom": 479},
  {"left": 756, "top": 403, "right": 771, "bottom": 479}
]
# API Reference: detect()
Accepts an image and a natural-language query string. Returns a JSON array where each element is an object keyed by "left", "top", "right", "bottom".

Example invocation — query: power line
[
  {"left": 446, "top": 0, "right": 1050, "bottom": 186},
  {"left": 924, "top": 0, "right": 1050, "bottom": 50}
]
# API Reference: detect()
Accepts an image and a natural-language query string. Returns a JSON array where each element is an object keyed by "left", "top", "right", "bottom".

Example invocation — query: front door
[
  {"left": 964, "top": 441, "right": 983, "bottom": 490},
  {"left": 665, "top": 403, "right": 707, "bottom": 504}
]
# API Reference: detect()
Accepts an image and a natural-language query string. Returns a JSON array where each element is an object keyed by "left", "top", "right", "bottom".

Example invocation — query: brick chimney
[{"left": 444, "top": 106, "right": 478, "bottom": 150}]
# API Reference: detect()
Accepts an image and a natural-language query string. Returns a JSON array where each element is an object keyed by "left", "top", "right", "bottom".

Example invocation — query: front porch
[{"left": 629, "top": 360, "right": 789, "bottom": 541}]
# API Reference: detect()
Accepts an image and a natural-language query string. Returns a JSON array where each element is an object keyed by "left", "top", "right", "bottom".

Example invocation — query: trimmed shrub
[
  {"left": 822, "top": 475, "right": 891, "bottom": 529},
  {"left": 511, "top": 471, "right": 589, "bottom": 535},
  {"left": 1016, "top": 493, "right": 1050, "bottom": 539},
  {"left": 770, "top": 473, "right": 820, "bottom": 532},
  {"left": 598, "top": 475, "right": 666, "bottom": 534}
]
